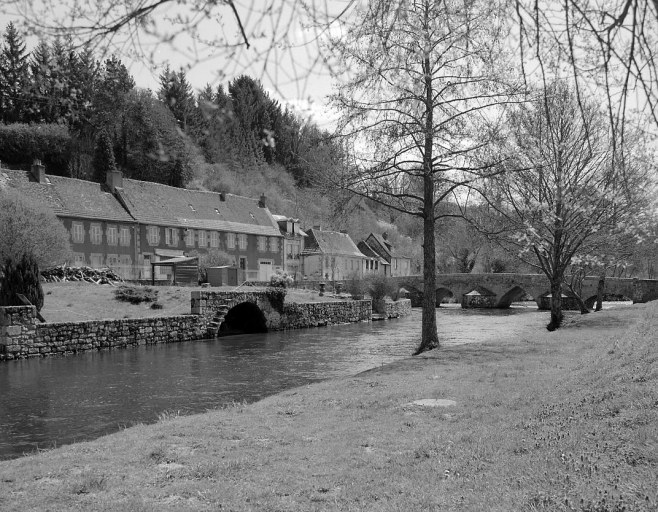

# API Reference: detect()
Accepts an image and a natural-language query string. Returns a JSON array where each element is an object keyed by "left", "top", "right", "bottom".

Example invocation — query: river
[{"left": 0, "top": 305, "right": 552, "bottom": 460}]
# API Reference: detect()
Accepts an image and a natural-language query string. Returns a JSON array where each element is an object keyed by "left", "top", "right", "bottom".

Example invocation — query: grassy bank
[
  {"left": 39, "top": 282, "right": 338, "bottom": 323},
  {"left": 1, "top": 304, "right": 657, "bottom": 511}
]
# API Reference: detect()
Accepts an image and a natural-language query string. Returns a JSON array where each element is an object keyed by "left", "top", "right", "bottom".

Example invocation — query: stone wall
[
  {"left": 280, "top": 300, "right": 372, "bottom": 329},
  {"left": 384, "top": 299, "right": 412, "bottom": 318},
  {"left": 1, "top": 306, "right": 209, "bottom": 361}
]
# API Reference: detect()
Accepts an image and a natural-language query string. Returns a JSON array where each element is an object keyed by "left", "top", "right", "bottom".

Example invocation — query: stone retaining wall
[
  {"left": 384, "top": 299, "right": 412, "bottom": 318},
  {"left": 1, "top": 296, "right": 407, "bottom": 361},
  {"left": 280, "top": 300, "right": 372, "bottom": 329},
  {"left": 1, "top": 307, "right": 208, "bottom": 361}
]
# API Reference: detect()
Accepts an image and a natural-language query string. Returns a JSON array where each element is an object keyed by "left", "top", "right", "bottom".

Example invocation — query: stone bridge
[
  {"left": 391, "top": 273, "right": 658, "bottom": 309},
  {"left": 191, "top": 289, "right": 287, "bottom": 336}
]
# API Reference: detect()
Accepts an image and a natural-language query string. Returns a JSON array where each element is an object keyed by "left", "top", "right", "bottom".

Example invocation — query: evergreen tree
[
  {"left": 0, "top": 22, "right": 30, "bottom": 123},
  {"left": 27, "top": 41, "right": 53, "bottom": 123},
  {"left": 158, "top": 65, "right": 194, "bottom": 131},
  {"left": 0, "top": 253, "right": 45, "bottom": 312},
  {"left": 92, "top": 129, "right": 117, "bottom": 183}
]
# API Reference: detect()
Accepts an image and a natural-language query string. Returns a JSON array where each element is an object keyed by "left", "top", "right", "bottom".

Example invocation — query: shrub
[
  {"left": 0, "top": 253, "right": 45, "bottom": 311},
  {"left": 265, "top": 287, "right": 287, "bottom": 311},
  {"left": 270, "top": 270, "right": 293, "bottom": 288},
  {"left": 114, "top": 285, "right": 158, "bottom": 304},
  {"left": 0, "top": 190, "right": 72, "bottom": 268},
  {"left": 344, "top": 272, "right": 366, "bottom": 299},
  {"left": 0, "top": 123, "right": 72, "bottom": 176},
  {"left": 365, "top": 275, "right": 397, "bottom": 313}
]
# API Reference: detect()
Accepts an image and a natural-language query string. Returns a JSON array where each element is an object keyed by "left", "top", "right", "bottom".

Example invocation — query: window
[
  {"left": 106, "top": 225, "right": 118, "bottom": 246},
  {"left": 90, "top": 224, "right": 102, "bottom": 245},
  {"left": 238, "top": 234, "right": 247, "bottom": 250},
  {"left": 146, "top": 226, "right": 160, "bottom": 246},
  {"left": 71, "top": 222, "right": 84, "bottom": 243},
  {"left": 165, "top": 228, "right": 179, "bottom": 247},
  {"left": 270, "top": 237, "right": 279, "bottom": 253},
  {"left": 257, "top": 236, "right": 267, "bottom": 252},
  {"left": 90, "top": 253, "right": 103, "bottom": 268},
  {"left": 184, "top": 229, "right": 194, "bottom": 247},
  {"left": 106, "top": 254, "right": 119, "bottom": 267},
  {"left": 72, "top": 252, "right": 85, "bottom": 266},
  {"left": 119, "top": 226, "right": 131, "bottom": 246},
  {"left": 227, "top": 232, "right": 236, "bottom": 249},
  {"left": 239, "top": 257, "right": 247, "bottom": 270},
  {"left": 210, "top": 231, "right": 219, "bottom": 248},
  {"left": 198, "top": 230, "right": 207, "bottom": 248}
]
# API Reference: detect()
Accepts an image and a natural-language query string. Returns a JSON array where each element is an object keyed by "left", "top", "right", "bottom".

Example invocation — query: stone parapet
[{"left": 281, "top": 300, "right": 372, "bottom": 329}]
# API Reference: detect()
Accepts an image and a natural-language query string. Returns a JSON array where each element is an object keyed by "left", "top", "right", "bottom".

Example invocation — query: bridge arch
[
  {"left": 436, "top": 287, "right": 454, "bottom": 306},
  {"left": 218, "top": 302, "right": 267, "bottom": 336},
  {"left": 496, "top": 286, "right": 530, "bottom": 308}
]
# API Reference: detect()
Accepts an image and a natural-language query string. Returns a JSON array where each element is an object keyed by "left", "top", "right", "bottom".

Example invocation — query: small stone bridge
[
  {"left": 191, "top": 289, "right": 286, "bottom": 336},
  {"left": 391, "top": 273, "right": 658, "bottom": 309}
]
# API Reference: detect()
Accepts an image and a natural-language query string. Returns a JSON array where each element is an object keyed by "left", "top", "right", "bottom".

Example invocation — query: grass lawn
[
  {"left": 39, "top": 282, "right": 341, "bottom": 323},
  {"left": 1, "top": 302, "right": 656, "bottom": 511}
]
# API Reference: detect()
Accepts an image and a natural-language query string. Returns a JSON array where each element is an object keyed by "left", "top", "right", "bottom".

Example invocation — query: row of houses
[{"left": 0, "top": 162, "right": 413, "bottom": 284}]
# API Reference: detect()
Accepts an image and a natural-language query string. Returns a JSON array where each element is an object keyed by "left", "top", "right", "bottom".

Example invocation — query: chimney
[
  {"left": 258, "top": 193, "right": 266, "bottom": 208},
  {"left": 106, "top": 169, "right": 123, "bottom": 193},
  {"left": 31, "top": 160, "right": 45, "bottom": 183},
  {"left": 219, "top": 192, "right": 226, "bottom": 202}
]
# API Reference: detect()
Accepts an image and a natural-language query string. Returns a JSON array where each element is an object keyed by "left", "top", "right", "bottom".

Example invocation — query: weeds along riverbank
[{"left": 1, "top": 303, "right": 656, "bottom": 511}]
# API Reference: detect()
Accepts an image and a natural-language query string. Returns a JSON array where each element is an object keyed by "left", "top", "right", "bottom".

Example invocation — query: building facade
[
  {"left": 272, "top": 215, "right": 307, "bottom": 281},
  {"left": 302, "top": 228, "right": 366, "bottom": 281},
  {"left": 1, "top": 164, "right": 284, "bottom": 282}
]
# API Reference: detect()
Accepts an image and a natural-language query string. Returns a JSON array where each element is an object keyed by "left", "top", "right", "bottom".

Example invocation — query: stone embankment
[{"left": 1, "top": 297, "right": 412, "bottom": 361}]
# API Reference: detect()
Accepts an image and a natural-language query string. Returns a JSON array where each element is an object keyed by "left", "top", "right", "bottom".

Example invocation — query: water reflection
[{"left": 1, "top": 305, "right": 548, "bottom": 459}]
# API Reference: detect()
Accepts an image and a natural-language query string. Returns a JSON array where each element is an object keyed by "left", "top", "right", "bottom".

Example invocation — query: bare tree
[
  {"left": 481, "top": 81, "right": 652, "bottom": 330},
  {"left": 514, "top": 0, "right": 658, "bottom": 148},
  {"left": 325, "top": 0, "right": 520, "bottom": 354}
]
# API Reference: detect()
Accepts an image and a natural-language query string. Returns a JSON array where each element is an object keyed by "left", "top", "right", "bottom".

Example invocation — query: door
[{"left": 258, "top": 260, "right": 274, "bottom": 282}]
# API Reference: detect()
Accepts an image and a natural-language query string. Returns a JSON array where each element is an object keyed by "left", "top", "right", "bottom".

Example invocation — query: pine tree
[
  {"left": 158, "top": 66, "right": 194, "bottom": 131},
  {"left": 92, "top": 129, "right": 117, "bottom": 183},
  {"left": 0, "top": 22, "right": 30, "bottom": 123},
  {"left": 27, "top": 41, "right": 53, "bottom": 123},
  {"left": 0, "top": 254, "right": 45, "bottom": 312}
]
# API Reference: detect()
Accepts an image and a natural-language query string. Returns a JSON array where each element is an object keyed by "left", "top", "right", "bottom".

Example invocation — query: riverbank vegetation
[{"left": 1, "top": 303, "right": 655, "bottom": 511}]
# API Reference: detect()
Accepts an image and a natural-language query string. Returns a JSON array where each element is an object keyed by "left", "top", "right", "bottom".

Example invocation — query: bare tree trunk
[
  {"left": 565, "top": 282, "right": 590, "bottom": 314},
  {"left": 595, "top": 276, "right": 604, "bottom": 311},
  {"left": 547, "top": 278, "right": 563, "bottom": 331},
  {"left": 414, "top": 52, "right": 440, "bottom": 355}
]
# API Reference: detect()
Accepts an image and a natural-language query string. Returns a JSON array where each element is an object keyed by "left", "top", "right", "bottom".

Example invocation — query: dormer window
[
  {"left": 188, "top": 204, "right": 196, "bottom": 212},
  {"left": 214, "top": 208, "right": 220, "bottom": 214}
]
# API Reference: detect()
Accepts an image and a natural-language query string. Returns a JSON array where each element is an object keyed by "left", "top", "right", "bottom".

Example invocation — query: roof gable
[{"left": 306, "top": 229, "right": 365, "bottom": 258}]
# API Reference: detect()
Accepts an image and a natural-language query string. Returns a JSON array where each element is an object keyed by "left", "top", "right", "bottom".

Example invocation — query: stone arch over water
[
  {"left": 218, "top": 302, "right": 268, "bottom": 336},
  {"left": 436, "top": 287, "right": 454, "bottom": 306},
  {"left": 497, "top": 285, "right": 530, "bottom": 308}
]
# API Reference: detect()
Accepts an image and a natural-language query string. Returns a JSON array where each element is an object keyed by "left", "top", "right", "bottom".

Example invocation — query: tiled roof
[
  {"left": 357, "top": 241, "right": 389, "bottom": 264},
  {"left": 305, "top": 228, "right": 366, "bottom": 258},
  {"left": 0, "top": 169, "right": 134, "bottom": 222},
  {"left": 114, "top": 178, "right": 282, "bottom": 237}
]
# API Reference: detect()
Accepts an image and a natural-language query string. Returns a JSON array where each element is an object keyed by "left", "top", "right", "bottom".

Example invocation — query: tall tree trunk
[
  {"left": 414, "top": 52, "right": 440, "bottom": 355},
  {"left": 595, "top": 276, "right": 604, "bottom": 311},
  {"left": 547, "top": 278, "right": 563, "bottom": 331}
]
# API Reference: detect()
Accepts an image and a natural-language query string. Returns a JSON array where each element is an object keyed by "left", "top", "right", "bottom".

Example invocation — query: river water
[{"left": 0, "top": 305, "right": 550, "bottom": 460}]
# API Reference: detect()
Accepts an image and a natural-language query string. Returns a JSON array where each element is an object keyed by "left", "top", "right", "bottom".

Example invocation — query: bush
[
  {"left": 0, "top": 253, "right": 45, "bottom": 312},
  {"left": 270, "top": 270, "right": 293, "bottom": 288},
  {"left": 365, "top": 275, "right": 397, "bottom": 313},
  {"left": 0, "top": 123, "right": 72, "bottom": 176},
  {"left": 0, "top": 190, "right": 72, "bottom": 268},
  {"left": 344, "top": 272, "right": 366, "bottom": 299},
  {"left": 114, "top": 285, "right": 158, "bottom": 304}
]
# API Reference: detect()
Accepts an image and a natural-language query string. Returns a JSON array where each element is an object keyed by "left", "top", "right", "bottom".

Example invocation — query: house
[
  {"left": 360, "top": 233, "right": 413, "bottom": 277},
  {"left": 0, "top": 162, "right": 138, "bottom": 272},
  {"left": 302, "top": 228, "right": 366, "bottom": 281},
  {"left": 1, "top": 162, "right": 284, "bottom": 282},
  {"left": 356, "top": 239, "right": 389, "bottom": 276},
  {"left": 106, "top": 170, "right": 283, "bottom": 282},
  {"left": 272, "top": 214, "right": 307, "bottom": 281}
]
